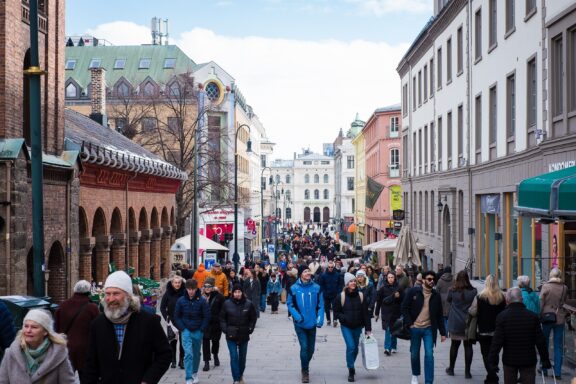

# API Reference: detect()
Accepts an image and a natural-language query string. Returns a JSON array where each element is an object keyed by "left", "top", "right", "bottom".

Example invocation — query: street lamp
[
  {"left": 260, "top": 166, "right": 271, "bottom": 250},
  {"left": 234, "top": 123, "right": 252, "bottom": 268}
]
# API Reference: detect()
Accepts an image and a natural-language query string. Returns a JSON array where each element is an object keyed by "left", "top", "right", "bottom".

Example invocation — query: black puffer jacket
[
  {"left": 204, "top": 290, "right": 226, "bottom": 339},
  {"left": 374, "top": 282, "right": 404, "bottom": 329},
  {"left": 219, "top": 294, "right": 258, "bottom": 343},
  {"left": 333, "top": 289, "right": 371, "bottom": 331},
  {"left": 160, "top": 280, "right": 186, "bottom": 322}
]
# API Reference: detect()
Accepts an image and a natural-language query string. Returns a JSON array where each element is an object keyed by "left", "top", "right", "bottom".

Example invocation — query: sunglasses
[{"left": 425, "top": 277, "right": 435, "bottom": 282}]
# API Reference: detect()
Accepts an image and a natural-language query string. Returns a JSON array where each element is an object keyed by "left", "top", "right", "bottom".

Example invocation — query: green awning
[{"left": 516, "top": 166, "right": 576, "bottom": 217}]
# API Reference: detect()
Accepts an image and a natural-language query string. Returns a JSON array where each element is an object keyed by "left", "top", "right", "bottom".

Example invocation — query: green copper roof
[{"left": 65, "top": 45, "right": 197, "bottom": 89}]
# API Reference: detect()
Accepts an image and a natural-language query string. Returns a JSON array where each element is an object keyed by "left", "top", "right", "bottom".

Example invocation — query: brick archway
[{"left": 47, "top": 241, "right": 66, "bottom": 303}]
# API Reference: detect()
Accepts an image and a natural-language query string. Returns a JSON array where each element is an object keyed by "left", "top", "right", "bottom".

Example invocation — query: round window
[{"left": 205, "top": 81, "right": 221, "bottom": 102}]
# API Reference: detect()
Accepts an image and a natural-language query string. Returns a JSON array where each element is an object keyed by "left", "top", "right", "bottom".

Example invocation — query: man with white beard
[{"left": 82, "top": 271, "right": 172, "bottom": 384}]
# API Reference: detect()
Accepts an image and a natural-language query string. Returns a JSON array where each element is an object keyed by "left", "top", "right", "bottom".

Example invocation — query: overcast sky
[{"left": 66, "top": 0, "right": 432, "bottom": 159}]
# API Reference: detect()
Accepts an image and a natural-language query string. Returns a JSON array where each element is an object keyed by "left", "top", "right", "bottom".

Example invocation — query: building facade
[
  {"left": 398, "top": 0, "right": 576, "bottom": 293},
  {"left": 333, "top": 130, "right": 356, "bottom": 244}
]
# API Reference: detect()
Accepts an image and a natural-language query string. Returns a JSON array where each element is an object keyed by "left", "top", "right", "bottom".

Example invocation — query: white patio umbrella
[{"left": 392, "top": 225, "right": 422, "bottom": 267}]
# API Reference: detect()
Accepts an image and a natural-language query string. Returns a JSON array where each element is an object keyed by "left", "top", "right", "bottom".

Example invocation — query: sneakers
[
  {"left": 186, "top": 380, "right": 193, "bottom": 384},
  {"left": 391, "top": 349, "right": 397, "bottom": 354},
  {"left": 411, "top": 375, "right": 419, "bottom": 384},
  {"left": 384, "top": 349, "right": 391, "bottom": 356},
  {"left": 192, "top": 373, "right": 199, "bottom": 384}
]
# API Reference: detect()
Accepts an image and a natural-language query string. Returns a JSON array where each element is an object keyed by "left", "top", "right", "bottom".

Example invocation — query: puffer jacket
[
  {"left": 192, "top": 264, "right": 210, "bottom": 287},
  {"left": 317, "top": 269, "right": 341, "bottom": 299},
  {"left": 160, "top": 280, "right": 186, "bottom": 322},
  {"left": 209, "top": 269, "right": 229, "bottom": 296},
  {"left": 333, "top": 289, "right": 371, "bottom": 331},
  {"left": 287, "top": 279, "right": 324, "bottom": 329},
  {"left": 203, "top": 290, "right": 225, "bottom": 339},
  {"left": 374, "top": 281, "right": 403, "bottom": 329},
  {"left": 173, "top": 289, "right": 210, "bottom": 333},
  {"left": 521, "top": 287, "right": 540, "bottom": 315},
  {"left": 219, "top": 294, "right": 258, "bottom": 343}
]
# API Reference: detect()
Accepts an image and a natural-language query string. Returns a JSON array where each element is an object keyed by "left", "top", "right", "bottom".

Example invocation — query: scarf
[
  {"left": 108, "top": 308, "right": 133, "bottom": 325},
  {"left": 108, "top": 309, "right": 133, "bottom": 359},
  {"left": 23, "top": 337, "right": 51, "bottom": 375}
]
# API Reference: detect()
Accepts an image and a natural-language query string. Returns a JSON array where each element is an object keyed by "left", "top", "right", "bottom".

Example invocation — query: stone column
[
  {"left": 150, "top": 228, "right": 163, "bottom": 281},
  {"left": 161, "top": 226, "right": 172, "bottom": 278},
  {"left": 171, "top": 225, "right": 178, "bottom": 247},
  {"left": 95, "top": 235, "right": 112, "bottom": 285},
  {"left": 139, "top": 230, "right": 151, "bottom": 278},
  {"left": 110, "top": 233, "right": 126, "bottom": 272},
  {"left": 128, "top": 231, "right": 141, "bottom": 274},
  {"left": 79, "top": 237, "right": 95, "bottom": 282}
]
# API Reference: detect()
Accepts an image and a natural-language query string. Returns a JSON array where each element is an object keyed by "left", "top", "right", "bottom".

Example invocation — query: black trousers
[
  {"left": 269, "top": 292, "right": 279, "bottom": 311},
  {"left": 503, "top": 365, "right": 535, "bottom": 384},
  {"left": 170, "top": 336, "right": 184, "bottom": 364},
  {"left": 202, "top": 331, "right": 222, "bottom": 362},
  {"left": 324, "top": 296, "right": 335, "bottom": 322},
  {"left": 478, "top": 335, "right": 499, "bottom": 383}
]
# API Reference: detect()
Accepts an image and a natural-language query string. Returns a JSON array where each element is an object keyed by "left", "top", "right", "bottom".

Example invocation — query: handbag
[
  {"left": 541, "top": 286, "right": 566, "bottom": 324},
  {"left": 391, "top": 316, "right": 411, "bottom": 340},
  {"left": 465, "top": 314, "right": 478, "bottom": 342}
]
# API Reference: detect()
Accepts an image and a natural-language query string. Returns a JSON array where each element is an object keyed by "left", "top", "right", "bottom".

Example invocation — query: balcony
[{"left": 389, "top": 164, "right": 400, "bottom": 178}]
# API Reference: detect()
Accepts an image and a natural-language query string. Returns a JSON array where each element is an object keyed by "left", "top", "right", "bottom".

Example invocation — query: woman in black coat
[
  {"left": 160, "top": 276, "right": 185, "bottom": 368},
  {"left": 375, "top": 272, "right": 404, "bottom": 355},
  {"left": 242, "top": 269, "right": 261, "bottom": 318}
]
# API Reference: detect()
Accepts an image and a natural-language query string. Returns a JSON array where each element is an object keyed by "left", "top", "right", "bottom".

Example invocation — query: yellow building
[{"left": 352, "top": 131, "right": 366, "bottom": 247}]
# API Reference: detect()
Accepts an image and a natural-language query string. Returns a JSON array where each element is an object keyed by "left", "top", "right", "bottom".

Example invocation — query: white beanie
[
  {"left": 344, "top": 272, "right": 356, "bottom": 286},
  {"left": 356, "top": 270, "right": 366, "bottom": 278},
  {"left": 23, "top": 309, "right": 58, "bottom": 338},
  {"left": 104, "top": 271, "right": 133, "bottom": 295}
]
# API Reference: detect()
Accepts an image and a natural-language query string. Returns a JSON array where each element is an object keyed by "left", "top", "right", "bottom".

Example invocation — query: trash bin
[{"left": 0, "top": 295, "right": 56, "bottom": 329}]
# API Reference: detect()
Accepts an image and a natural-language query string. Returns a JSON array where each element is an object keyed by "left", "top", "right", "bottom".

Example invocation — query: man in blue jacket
[
  {"left": 287, "top": 264, "right": 324, "bottom": 383},
  {"left": 401, "top": 270, "right": 446, "bottom": 384},
  {"left": 317, "top": 260, "right": 340, "bottom": 327},
  {"left": 174, "top": 279, "right": 211, "bottom": 384}
]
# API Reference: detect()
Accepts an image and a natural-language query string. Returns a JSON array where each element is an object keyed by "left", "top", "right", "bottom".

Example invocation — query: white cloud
[
  {"left": 347, "top": 0, "right": 431, "bottom": 16},
  {"left": 175, "top": 28, "right": 408, "bottom": 159},
  {"left": 86, "top": 21, "right": 151, "bottom": 45}
]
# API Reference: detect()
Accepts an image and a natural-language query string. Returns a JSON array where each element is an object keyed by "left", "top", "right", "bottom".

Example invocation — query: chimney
[{"left": 89, "top": 67, "right": 107, "bottom": 126}]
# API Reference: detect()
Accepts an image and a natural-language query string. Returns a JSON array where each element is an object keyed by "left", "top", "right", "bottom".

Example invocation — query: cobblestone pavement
[{"left": 157, "top": 299, "right": 569, "bottom": 384}]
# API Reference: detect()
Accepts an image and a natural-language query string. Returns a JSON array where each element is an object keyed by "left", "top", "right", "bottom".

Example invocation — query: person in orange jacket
[
  {"left": 209, "top": 263, "right": 229, "bottom": 297},
  {"left": 193, "top": 264, "right": 210, "bottom": 288}
]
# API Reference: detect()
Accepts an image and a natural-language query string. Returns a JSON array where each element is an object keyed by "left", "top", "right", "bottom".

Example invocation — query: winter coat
[
  {"left": 447, "top": 287, "right": 477, "bottom": 336},
  {"left": 401, "top": 286, "right": 446, "bottom": 344},
  {"left": 0, "top": 301, "right": 15, "bottom": 358},
  {"left": 243, "top": 279, "right": 261, "bottom": 306},
  {"left": 192, "top": 264, "right": 210, "bottom": 287},
  {"left": 209, "top": 269, "right": 229, "bottom": 297},
  {"left": 82, "top": 310, "right": 172, "bottom": 384},
  {"left": 488, "top": 302, "right": 549, "bottom": 369},
  {"left": 227, "top": 276, "right": 240, "bottom": 297},
  {"left": 53, "top": 293, "right": 100, "bottom": 372},
  {"left": 436, "top": 272, "right": 454, "bottom": 317},
  {"left": 472, "top": 295, "right": 506, "bottom": 335},
  {"left": 258, "top": 272, "right": 269, "bottom": 295},
  {"left": 203, "top": 290, "right": 225, "bottom": 339},
  {"left": 540, "top": 278, "right": 568, "bottom": 324},
  {"left": 317, "top": 269, "right": 341, "bottom": 299},
  {"left": 266, "top": 279, "right": 282, "bottom": 296},
  {"left": 160, "top": 280, "right": 186, "bottom": 323},
  {"left": 173, "top": 289, "right": 210, "bottom": 333},
  {"left": 397, "top": 273, "right": 412, "bottom": 292},
  {"left": 357, "top": 279, "right": 376, "bottom": 316},
  {"left": 0, "top": 340, "right": 75, "bottom": 384},
  {"left": 374, "top": 281, "right": 404, "bottom": 329},
  {"left": 520, "top": 287, "right": 540, "bottom": 315},
  {"left": 219, "top": 294, "right": 258, "bottom": 343},
  {"left": 333, "top": 289, "right": 372, "bottom": 331},
  {"left": 287, "top": 279, "right": 324, "bottom": 330},
  {"left": 284, "top": 269, "right": 298, "bottom": 292}
]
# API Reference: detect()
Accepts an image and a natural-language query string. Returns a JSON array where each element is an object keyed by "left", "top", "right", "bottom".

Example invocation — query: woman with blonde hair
[
  {"left": 469, "top": 274, "right": 505, "bottom": 384},
  {"left": 0, "top": 309, "right": 75, "bottom": 383}
]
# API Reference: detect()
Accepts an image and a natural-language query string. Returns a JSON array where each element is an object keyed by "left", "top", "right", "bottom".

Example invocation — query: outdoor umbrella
[{"left": 392, "top": 225, "right": 422, "bottom": 267}]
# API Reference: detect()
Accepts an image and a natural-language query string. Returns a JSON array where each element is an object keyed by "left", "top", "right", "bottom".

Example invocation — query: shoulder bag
[{"left": 541, "top": 286, "right": 566, "bottom": 324}]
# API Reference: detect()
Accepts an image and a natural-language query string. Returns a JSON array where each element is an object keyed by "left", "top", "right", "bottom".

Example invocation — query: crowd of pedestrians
[{"left": 0, "top": 224, "right": 573, "bottom": 384}]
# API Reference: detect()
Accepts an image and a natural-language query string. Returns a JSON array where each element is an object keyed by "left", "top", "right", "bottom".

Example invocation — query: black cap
[
  {"left": 232, "top": 283, "right": 243, "bottom": 293},
  {"left": 297, "top": 265, "right": 310, "bottom": 278}
]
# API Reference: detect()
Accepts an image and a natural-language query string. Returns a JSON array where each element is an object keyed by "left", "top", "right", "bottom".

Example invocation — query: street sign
[{"left": 204, "top": 252, "right": 216, "bottom": 270}]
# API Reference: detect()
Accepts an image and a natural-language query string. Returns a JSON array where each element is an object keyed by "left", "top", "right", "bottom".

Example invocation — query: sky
[{"left": 66, "top": 0, "right": 433, "bottom": 159}]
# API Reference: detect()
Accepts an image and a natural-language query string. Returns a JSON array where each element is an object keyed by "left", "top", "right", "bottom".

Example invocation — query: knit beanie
[
  {"left": 356, "top": 270, "right": 367, "bottom": 278},
  {"left": 232, "top": 283, "right": 243, "bottom": 293},
  {"left": 344, "top": 272, "right": 356, "bottom": 286},
  {"left": 23, "top": 309, "right": 58, "bottom": 338},
  {"left": 297, "top": 264, "right": 310, "bottom": 278},
  {"left": 104, "top": 271, "right": 133, "bottom": 295}
]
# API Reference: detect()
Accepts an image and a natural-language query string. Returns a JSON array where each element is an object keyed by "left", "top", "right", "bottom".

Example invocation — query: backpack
[{"left": 340, "top": 291, "right": 363, "bottom": 307}]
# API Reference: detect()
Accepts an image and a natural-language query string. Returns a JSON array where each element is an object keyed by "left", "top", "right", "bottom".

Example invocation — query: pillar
[
  {"left": 110, "top": 233, "right": 126, "bottom": 272},
  {"left": 161, "top": 226, "right": 172, "bottom": 278},
  {"left": 150, "top": 228, "right": 163, "bottom": 281},
  {"left": 79, "top": 237, "right": 95, "bottom": 282},
  {"left": 95, "top": 235, "right": 111, "bottom": 285},
  {"left": 128, "top": 231, "right": 141, "bottom": 274}
]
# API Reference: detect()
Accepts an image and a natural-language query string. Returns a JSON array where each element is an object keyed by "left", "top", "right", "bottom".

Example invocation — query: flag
[{"left": 366, "top": 177, "right": 385, "bottom": 209}]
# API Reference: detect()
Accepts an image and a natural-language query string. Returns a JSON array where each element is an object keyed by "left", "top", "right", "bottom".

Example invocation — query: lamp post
[
  {"left": 260, "top": 166, "right": 271, "bottom": 251},
  {"left": 234, "top": 123, "right": 252, "bottom": 268}
]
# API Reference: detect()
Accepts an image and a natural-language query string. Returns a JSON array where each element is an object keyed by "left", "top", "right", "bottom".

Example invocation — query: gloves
[{"left": 541, "top": 359, "right": 552, "bottom": 369}]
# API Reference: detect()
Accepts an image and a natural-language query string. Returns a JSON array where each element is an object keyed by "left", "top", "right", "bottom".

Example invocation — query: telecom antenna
[{"left": 151, "top": 17, "right": 169, "bottom": 45}]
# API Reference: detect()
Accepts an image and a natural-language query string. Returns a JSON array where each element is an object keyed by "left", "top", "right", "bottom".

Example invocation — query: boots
[
  {"left": 178, "top": 357, "right": 184, "bottom": 369},
  {"left": 203, "top": 361, "right": 210, "bottom": 371},
  {"left": 301, "top": 370, "right": 309, "bottom": 383},
  {"left": 213, "top": 354, "right": 220, "bottom": 366},
  {"left": 348, "top": 368, "right": 355, "bottom": 382},
  {"left": 171, "top": 360, "right": 176, "bottom": 369}
]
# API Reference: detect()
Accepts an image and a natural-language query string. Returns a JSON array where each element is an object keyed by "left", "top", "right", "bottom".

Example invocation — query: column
[
  {"left": 110, "top": 233, "right": 126, "bottom": 272},
  {"left": 139, "top": 230, "right": 151, "bottom": 278},
  {"left": 161, "top": 226, "right": 172, "bottom": 278},
  {"left": 95, "top": 235, "right": 112, "bottom": 285},
  {"left": 150, "top": 228, "right": 163, "bottom": 281},
  {"left": 128, "top": 231, "right": 141, "bottom": 274},
  {"left": 79, "top": 237, "right": 95, "bottom": 282}
]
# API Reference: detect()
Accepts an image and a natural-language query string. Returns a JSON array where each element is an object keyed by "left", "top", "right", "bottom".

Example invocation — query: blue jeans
[
  {"left": 294, "top": 326, "right": 316, "bottom": 371},
  {"left": 410, "top": 327, "right": 435, "bottom": 384},
  {"left": 341, "top": 325, "right": 362, "bottom": 368},
  {"left": 182, "top": 329, "right": 203, "bottom": 379},
  {"left": 260, "top": 293, "right": 267, "bottom": 312},
  {"left": 542, "top": 323, "right": 564, "bottom": 377},
  {"left": 384, "top": 325, "right": 397, "bottom": 351},
  {"left": 226, "top": 339, "right": 248, "bottom": 382}
]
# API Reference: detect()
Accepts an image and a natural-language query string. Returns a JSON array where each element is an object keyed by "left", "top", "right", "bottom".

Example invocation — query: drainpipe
[{"left": 466, "top": 0, "right": 475, "bottom": 277}]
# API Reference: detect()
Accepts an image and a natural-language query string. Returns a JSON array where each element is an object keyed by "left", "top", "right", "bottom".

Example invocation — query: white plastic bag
[{"left": 360, "top": 334, "right": 379, "bottom": 370}]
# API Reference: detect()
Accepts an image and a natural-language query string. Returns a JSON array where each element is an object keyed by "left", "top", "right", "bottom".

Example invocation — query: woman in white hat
[{"left": 0, "top": 309, "right": 75, "bottom": 383}]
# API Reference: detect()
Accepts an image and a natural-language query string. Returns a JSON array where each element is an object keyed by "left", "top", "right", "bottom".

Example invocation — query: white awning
[{"left": 172, "top": 234, "right": 229, "bottom": 252}]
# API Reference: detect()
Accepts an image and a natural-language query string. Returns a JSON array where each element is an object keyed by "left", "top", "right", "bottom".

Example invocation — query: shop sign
[
  {"left": 481, "top": 194, "right": 500, "bottom": 214},
  {"left": 548, "top": 160, "right": 576, "bottom": 172}
]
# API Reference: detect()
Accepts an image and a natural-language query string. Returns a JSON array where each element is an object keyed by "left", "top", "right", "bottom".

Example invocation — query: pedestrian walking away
[
  {"left": 82, "top": 271, "right": 172, "bottom": 384},
  {"left": 173, "top": 278, "right": 211, "bottom": 384},
  {"left": 54, "top": 279, "right": 100, "bottom": 376},
  {"left": 517, "top": 275, "right": 540, "bottom": 315},
  {"left": 287, "top": 264, "right": 324, "bottom": 383},
  {"left": 201, "top": 277, "right": 225, "bottom": 372},
  {"left": 220, "top": 283, "right": 258, "bottom": 384},
  {"left": 401, "top": 270, "right": 447, "bottom": 384},
  {"left": 374, "top": 272, "right": 404, "bottom": 356},
  {"left": 333, "top": 272, "right": 372, "bottom": 382},
  {"left": 0, "top": 309, "right": 75, "bottom": 383},
  {"left": 160, "top": 275, "right": 186, "bottom": 369},
  {"left": 488, "top": 287, "right": 551, "bottom": 384},
  {"left": 435, "top": 265, "right": 454, "bottom": 334}
]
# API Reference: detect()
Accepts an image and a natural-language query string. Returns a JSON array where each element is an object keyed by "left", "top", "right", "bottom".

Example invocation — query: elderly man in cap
[
  {"left": 208, "top": 262, "right": 229, "bottom": 297},
  {"left": 83, "top": 271, "right": 171, "bottom": 384},
  {"left": 174, "top": 279, "right": 211, "bottom": 384},
  {"left": 287, "top": 264, "right": 324, "bottom": 383}
]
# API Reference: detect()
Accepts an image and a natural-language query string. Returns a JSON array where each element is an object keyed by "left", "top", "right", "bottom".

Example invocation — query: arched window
[
  {"left": 65, "top": 82, "right": 77, "bottom": 98},
  {"left": 275, "top": 174, "right": 280, "bottom": 183},
  {"left": 324, "top": 174, "right": 329, "bottom": 183},
  {"left": 314, "top": 174, "right": 319, "bottom": 183},
  {"left": 314, "top": 189, "right": 319, "bottom": 199},
  {"left": 305, "top": 174, "right": 310, "bottom": 183},
  {"left": 143, "top": 81, "right": 156, "bottom": 97},
  {"left": 285, "top": 190, "right": 291, "bottom": 202},
  {"left": 117, "top": 82, "right": 130, "bottom": 97},
  {"left": 168, "top": 82, "right": 180, "bottom": 97},
  {"left": 458, "top": 190, "right": 464, "bottom": 242},
  {"left": 304, "top": 190, "right": 310, "bottom": 200},
  {"left": 285, "top": 174, "right": 291, "bottom": 183},
  {"left": 323, "top": 189, "right": 329, "bottom": 199}
]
